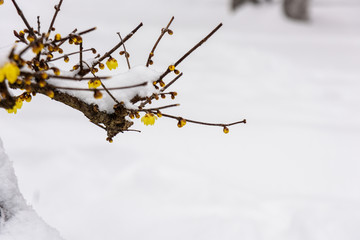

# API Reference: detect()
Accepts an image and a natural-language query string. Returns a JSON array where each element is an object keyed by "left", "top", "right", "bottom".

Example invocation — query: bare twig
[
  {"left": 117, "top": 32, "right": 131, "bottom": 69},
  {"left": 10, "top": 0, "right": 36, "bottom": 38},
  {"left": 159, "top": 112, "right": 246, "bottom": 127},
  {"left": 146, "top": 16, "right": 174, "bottom": 67},
  {"left": 92, "top": 23, "right": 143, "bottom": 67},
  {"left": 47, "top": 0, "right": 64, "bottom": 39},
  {"left": 53, "top": 82, "right": 147, "bottom": 91},
  {"left": 161, "top": 72, "right": 183, "bottom": 92},
  {"left": 37, "top": 16, "right": 41, "bottom": 35},
  {"left": 157, "top": 23, "right": 222, "bottom": 83}
]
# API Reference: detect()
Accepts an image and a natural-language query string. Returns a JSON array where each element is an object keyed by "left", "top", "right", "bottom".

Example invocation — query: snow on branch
[{"left": 0, "top": 0, "right": 246, "bottom": 142}]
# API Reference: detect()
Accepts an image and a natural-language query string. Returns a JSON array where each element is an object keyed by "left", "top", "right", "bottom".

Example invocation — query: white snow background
[{"left": 1, "top": 0, "right": 360, "bottom": 239}]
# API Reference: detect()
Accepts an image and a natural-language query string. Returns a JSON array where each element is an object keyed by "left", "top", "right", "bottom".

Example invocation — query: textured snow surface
[
  {"left": 1, "top": 0, "right": 360, "bottom": 240},
  {"left": 0, "top": 138, "right": 64, "bottom": 240}
]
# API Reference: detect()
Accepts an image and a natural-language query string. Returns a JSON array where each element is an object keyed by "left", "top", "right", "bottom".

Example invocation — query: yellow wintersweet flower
[
  {"left": 141, "top": 113, "right": 157, "bottom": 126},
  {"left": 0, "top": 0, "right": 4, "bottom": 5},
  {"left": 88, "top": 79, "right": 101, "bottom": 89},
  {"left": 1, "top": 62, "right": 20, "bottom": 84},
  {"left": 106, "top": 57, "right": 118, "bottom": 70}
]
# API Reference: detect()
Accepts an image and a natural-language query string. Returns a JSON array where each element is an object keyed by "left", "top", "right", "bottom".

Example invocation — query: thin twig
[
  {"left": 157, "top": 23, "right": 222, "bottom": 83},
  {"left": 159, "top": 112, "right": 246, "bottom": 127},
  {"left": 79, "top": 42, "right": 83, "bottom": 73},
  {"left": 54, "top": 82, "right": 147, "bottom": 91},
  {"left": 56, "top": 27, "right": 96, "bottom": 47},
  {"left": 37, "top": 16, "right": 41, "bottom": 35},
  {"left": 20, "top": 71, "right": 110, "bottom": 81},
  {"left": 47, "top": 0, "right": 64, "bottom": 40},
  {"left": 161, "top": 72, "right": 183, "bottom": 92},
  {"left": 117, "top": 32, "right": 131, "bottom": 69},
  {"left": 146, "top": 16, "right": 174, "bottom": 67},
  {"left": 140, "top": 104, "right": 180, "bottom": 112},
  {"left": 10, "top": 0, "right": 36, "bottom": 38},
  {"left": 47, "top": 48, "right": 95, "bottom": 62},
  {"left": 93, "top": 23, "right": 143, "bottom": 68}
]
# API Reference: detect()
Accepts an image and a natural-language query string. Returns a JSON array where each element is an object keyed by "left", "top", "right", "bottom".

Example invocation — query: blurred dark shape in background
[
  {"left": 231, "top": 0, "right": 310, "bottom": 21},
  {"left": 283, "top": 0, "right": 309, "bottom": 20}
]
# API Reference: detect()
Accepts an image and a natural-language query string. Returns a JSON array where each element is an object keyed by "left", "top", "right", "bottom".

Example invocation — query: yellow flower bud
[
  {"left": 54, "top": 33, "right": 61, "bottom": 41},
  {"left": 94, "top": 90, "right": 102, "bottom": 99},
  {"left": 32, "top": 43, "right": 44, "bottom": 54},
  {"left": 177, "top": 118, "right": 186, "bottom": 128},
  {"left": 39, "top": 79, "right": 46, "bottom": 87},
  {"left": 46, "top": 90, "right": 54, "bottom": 98},
  {"left": 53, "top": 68, "right": 60, "bottom": 76},
  {"left": 64, "top": 55, "right": 69, "bottom": 62},
  {"left": 27, "top": 35, "right": 35, "bottom": 42},
  {"left": 168, "top": 65, "right": 175, "bottom": 71},
  {"left": 58, "top": 48, "right": 64, "bottom": 54},
  {"left": 99, "top": 63, "right": 105, "bottom": 70},
  {"left": 223, "top": 126, "right": 229, "bottom": 134},
  {"left": 41, "top": 72, "right": 48, "bottom": 79}
]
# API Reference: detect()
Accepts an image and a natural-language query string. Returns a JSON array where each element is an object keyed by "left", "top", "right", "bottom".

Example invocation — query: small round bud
[
  {"left": 177, "top": 118, "right": 186, "bottom": 128},
  {"left": 159, "top": 80, "right": 165, "bottom": 88},
  {"left": 119, "top": 51, "right": 125, "bottom": 55},
  {"left": 149, "top": 60, "right": 154, "bottom": 65},
  {"left": 46, "top": 90, "right": 54, "bottom": 98},
  {"left": 174, "top": 69, "right": 180, "bottom": 75},
  {"left": 64, "top": 55, "right": 69, "bottom": 62},
  {"left": 93, "top": 90, "right": 102, "bottom": 99},
  {"left": 27, "top": 35, "right": 35, "bottom": 42},
  {"left": 167, "top": 29, "right": 173, "bottom": 35},
  {"left": 129, "top": 112, "right": 135, "bottom": 119},
  {"left": 73, "top": 65, "right": 79, "bottom": 70},
  {"left": 223, "top": 126, "right": 229, "bottom": 134},
  {"left": 161, "top": 94, "right": 166, "bottom": 99},
  {"left": 39, "top": 79, "right": 46, "bottom": 87},
  {"left": 53, "top": 68, "right": 60, "bottom": 76},
  {"left": 99, "top": 63, "right": 105, "bottom": 70},
  {"left": 41, "top": 72, "right": 48, "bottom": 80},
  {"left": 58, "top": 48, "right": 64, "bottom": 54},
  {"left": 168, "top": 65, "right": 175, "bottom": 71},
  {"left": 106, "top": 137, "right": 113, "bottom": 143},
  {"left": 55, "top": 33, "right": 61, "bottom": 41},
  {"left": 91, "top": 48, "right": 97, "bottom": 54},
  {"left": 135, "top": 112, "right": 140, "bottom": 119}
]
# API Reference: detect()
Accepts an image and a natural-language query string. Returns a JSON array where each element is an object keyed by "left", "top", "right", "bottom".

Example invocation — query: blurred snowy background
[{"left": 1, "top": 0, "right": 360, "bottom": 239}]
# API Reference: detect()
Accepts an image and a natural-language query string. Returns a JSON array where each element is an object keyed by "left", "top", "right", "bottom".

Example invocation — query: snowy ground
[{"left": 1, "top": 0, "right": 360, "bottom": 239}]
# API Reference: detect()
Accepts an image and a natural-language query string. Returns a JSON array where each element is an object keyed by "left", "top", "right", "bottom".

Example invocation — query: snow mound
[
  {"left": 0, "top": 138, "right": 64, "bottom": 240},
  {"left": 48, "top": 65, "right": 161, "bottom": 112}
]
